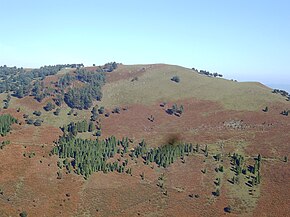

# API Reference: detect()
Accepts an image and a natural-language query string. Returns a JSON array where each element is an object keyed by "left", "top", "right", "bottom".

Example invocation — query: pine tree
[{"left": 88, "top": 121, "right": 96, "bottom": 132}]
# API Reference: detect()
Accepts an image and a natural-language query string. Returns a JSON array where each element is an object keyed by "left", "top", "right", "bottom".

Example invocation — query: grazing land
[{"left": 0, "top": 63, "right": 289, "bottom": 217}]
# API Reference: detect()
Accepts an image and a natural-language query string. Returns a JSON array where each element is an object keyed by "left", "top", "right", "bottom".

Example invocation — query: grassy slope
[{"left": 101, "top": 64, "right": 287, "bottom": 111}]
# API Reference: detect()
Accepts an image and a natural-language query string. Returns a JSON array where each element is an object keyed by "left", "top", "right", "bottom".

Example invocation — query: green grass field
[{"left": 101, "top": 64, "right": 286, "bottom": 111}]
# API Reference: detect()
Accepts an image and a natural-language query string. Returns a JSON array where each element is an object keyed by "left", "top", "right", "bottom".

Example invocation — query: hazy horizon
[{"left": 1, "top": 0, "right": 289, "bottom": 86}]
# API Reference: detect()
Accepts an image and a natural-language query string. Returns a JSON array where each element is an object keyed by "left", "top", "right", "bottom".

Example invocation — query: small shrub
[
  {"left": 67, "top": 109, "right": 73, "bottom": 115},
  {"left": 105, "top": 113, "right": 110, "bottom": 117},
  {"left": 33, "top": 111, "right": 42, "bottom": 116},
  {"left": 98, "top": 106, "right": 105, "bottom": 114},
  {"left": 95, "top": 130, "right": 101, "bottom": 137},
  {"left": 26, "top": 119, "right": 34, "bottom": 125},
  {"left": 34, "top": 119, "right": 42, "bottom": 126},
  {"left": 224, "top": 206, "right": 232, "bottom": 213},
  {"left": 54, "top": 108, "right": 61, "bottom": 116},
  {"left": 44, "top": 102, "right": 55, "bottom": 111},
  {"left": 20, "top": 211, "right": 28, "bottom": 217},
  {"left": 171, "top": 76, "right": 180, "bottom": 83},
  {"left": 112, "top": 107, "right": 120, "bottom": 114},
  {"left": 262, "top": 106, "right": 268, "bottom": 112}
]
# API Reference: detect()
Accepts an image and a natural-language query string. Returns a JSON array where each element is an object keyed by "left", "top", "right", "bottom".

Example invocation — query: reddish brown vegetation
[{"left": 0, "top": 95, "right": 289, "bottom": 216}]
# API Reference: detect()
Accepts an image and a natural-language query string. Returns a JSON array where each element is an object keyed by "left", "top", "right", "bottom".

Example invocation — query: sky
[{"left": 0, "top": 0, "right": 289, "bottom": 90}]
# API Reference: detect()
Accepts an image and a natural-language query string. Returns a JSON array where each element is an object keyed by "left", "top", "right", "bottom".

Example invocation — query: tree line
[
  {"left": 197, "top": 69, "right": 223, "bottom": 78},
  {"left": 0, "top": 62, "right": 117, "bottom": 110},
  {"left": 131, "top": 141, "right": 194, "bottom": 168},
  {"left": 61, "top": 120, "right": 97, "bottom": 136}
]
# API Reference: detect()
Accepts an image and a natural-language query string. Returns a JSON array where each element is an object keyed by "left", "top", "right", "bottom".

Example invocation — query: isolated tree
[
  {"left": 54, "top": 108, "right": 61, "bottom": 116},
  {"left": 224, "top": 206, "right": 232, "bottom": 213},
  {"left": 98, "top": 106, "right": 105, "bottom": 114},
  {"left": 196, "top": 144, "right": 199, "bottom": 153},
  {"left": 34, "top": 119, "right": 42, "bottom": 126},
  {"left": 88, "top": 121, "right": 96, "bottom": 132},
  {"left": 215, "top": 188, "right": 220, "bottom": 196},
  {"left": 33, "top": 111, "right": 42, "bottom": 116},
  {"left": 263, "top": 106, "right": 268, "bottom": 112},
  {"left": 171, "top": 76, "right": 180, "bottom": 83},
  {"left": 44, "top": 102, "right": 55, "bottom": 111},
  {"left": 257, "top": 154, "right": 262, "bottom": 162},
  {"left": 20, "top": 211, "right": 28, "bottom": 217},
  {"left": 26, "top": 119, "right": 34, "bottom": 125},
  {"left": 141, "top": 172, "right": 144, "bottom": 180},
  {"left": 95, "top": 130, "right": 101, "bottom": 137}
]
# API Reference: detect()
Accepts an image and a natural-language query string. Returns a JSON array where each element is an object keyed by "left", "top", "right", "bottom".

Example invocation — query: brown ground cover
[{"left": 0, "top": 68, "right": 289, "bottom": 216}]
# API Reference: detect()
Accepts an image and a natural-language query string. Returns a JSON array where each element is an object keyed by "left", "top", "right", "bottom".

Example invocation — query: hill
[
  {"left": 102, "top": 64, "right": 287, "bottom": 111},
  {"left": 0, "top": 63, "right": 289, "bottom": 217}
]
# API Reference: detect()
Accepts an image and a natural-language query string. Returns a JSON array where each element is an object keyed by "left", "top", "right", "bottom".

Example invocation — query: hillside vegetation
[
  {"left": 0, "top": 62, "right": 289, "bottom": 217},
  {"left": 102, "top": 64, "right": 286, "bottom": 111}
]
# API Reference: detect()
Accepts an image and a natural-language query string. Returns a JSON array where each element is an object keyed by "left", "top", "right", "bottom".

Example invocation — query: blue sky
[{"left": 0, "top": 0, "right": 289, "bottom": 89}]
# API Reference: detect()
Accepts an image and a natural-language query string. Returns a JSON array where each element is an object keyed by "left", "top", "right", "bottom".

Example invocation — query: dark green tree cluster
[
  {"left": 31, "top": 80, "right": 45, "bottom": 101},
  {"left": 251, "top": 154, "right": 262, "bottom": 185},
  {"left": 61, "top": 120, "right": 96, "bottom": 136},
  {"left": 144, "top": 143, "right": 193, "bottom": 167},
  {"left": 0, "top": 65, "right": 25, "bottom": 94},
  {"left": 68, "top": 63, "right": 84, "bottom": 68},
  {"left": 272, "top": 89, "right": 289, "bottom": 97},
  {"left": 0, "top": 114, "right": 17, "bottom": 136},
  {"left": 0, "top": 65, "right": 66, "bottom": 99},
  {"left": 230, "top": 153, "right": 262, "bottom": 186},
  {"left": 0, "top": 64, "right": 83, "bottom": 101},
  {"left": 30, "top": 65, "right": 68, "bottom": 78},
  {"left": 131, "top": 140, "right": 194, "bottom": 168},
  {"left": 56, "top": 74, "right": 75, "bottom": 89},
  {"left": 52, "top": 135, "right": 129, "bottom": 178},
  {"left": 231, "top": 153, "right": 245, "bottom": 176},
  {"left": 3, "top": 94, "right": 11, "bottom": 109},
  {"left": 95, "top": 62, "right": 118, "bottom": 72},
  {"left": 198, "top": 70, "right": 223, "bottom": 78},
  {"left": 64, "top": 87, "right": 94, "bottom": 109},
  {"left": 0, "top": 63, "right": 113, "bottom": 109},
  {"left": 64, "top": 69, "right": 106, "bottom": 109},
  {"left": 130, "top": 139, "right": 148, "bottom": 158},
  {"left": 90, "top": 106, "right": 99, "bottom": 121},
  {"left": 53, "top": 94, "right": 64, "bottom": 106}
]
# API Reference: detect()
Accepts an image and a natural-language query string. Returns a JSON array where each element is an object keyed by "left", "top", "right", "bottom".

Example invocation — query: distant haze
[{"left": 266, "top": 84, "right": 290, "bottom": 93}]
